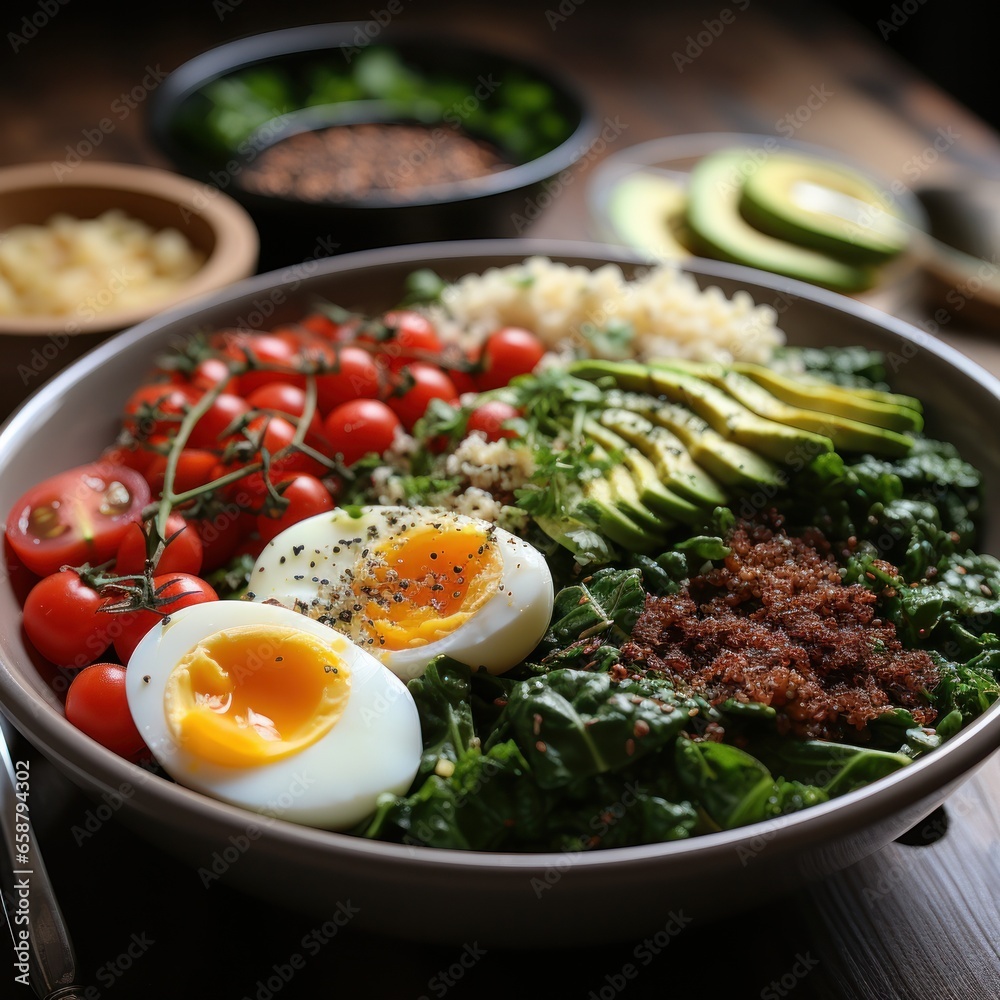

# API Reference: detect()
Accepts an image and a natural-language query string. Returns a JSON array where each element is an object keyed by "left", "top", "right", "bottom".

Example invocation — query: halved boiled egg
[
  {"left": 126, "top": 599, "right": 422, "bottom": 830},
  {"left": 247, "top": 506, "right": 555, "bottom": 681}
]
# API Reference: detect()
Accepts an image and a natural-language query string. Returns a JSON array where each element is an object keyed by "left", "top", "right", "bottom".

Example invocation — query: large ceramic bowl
[{"left": 1, "top": 240, "right": 999, "bottom": 950}]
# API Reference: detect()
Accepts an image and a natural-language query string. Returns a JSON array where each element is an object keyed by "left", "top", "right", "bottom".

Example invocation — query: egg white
[
  {"left": 247, "top": 505, "right": 555, "bottom": 681},
  {"left": 125, "top": 600, "right": 422, "bottom": 830}
]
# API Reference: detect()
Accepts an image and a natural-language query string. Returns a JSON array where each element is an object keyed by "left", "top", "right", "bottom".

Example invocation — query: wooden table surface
[{"left": 2, "top": 1, "right": 999, "bottom": 998}]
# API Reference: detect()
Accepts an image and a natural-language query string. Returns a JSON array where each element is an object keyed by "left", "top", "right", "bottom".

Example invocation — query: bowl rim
[
  {"left": 2, "top": 237, "right": 999, "bottom": 872},
  {"left": 145, "top": 20, "right": 600, "bottom": 210},
  {"left": 0, "top": 160, "right": 260, "bottom": 337}
]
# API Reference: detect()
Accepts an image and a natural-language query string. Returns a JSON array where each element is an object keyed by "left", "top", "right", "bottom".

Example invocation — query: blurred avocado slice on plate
[
  {"left": 739, "top": 152, "right": 909, "bottom": 265},
  {"left": 605, "top": 170, "right": 695, "bottom": 259},
  {"left": 683, "top": 148, "right": 877, "bottom": 293}
]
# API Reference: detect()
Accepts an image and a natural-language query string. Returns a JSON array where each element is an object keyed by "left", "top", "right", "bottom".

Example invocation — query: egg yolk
[
  {"left": 164, "top": 624, "right": 351, "bottom": 768},
  {"left": 354, "top": 521, "right": 502, "bottom": 651}
]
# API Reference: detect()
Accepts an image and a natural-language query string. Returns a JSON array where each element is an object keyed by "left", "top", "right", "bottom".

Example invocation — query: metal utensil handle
[{"left": 0, "top": 717, "right": 83, "bottom": 999}]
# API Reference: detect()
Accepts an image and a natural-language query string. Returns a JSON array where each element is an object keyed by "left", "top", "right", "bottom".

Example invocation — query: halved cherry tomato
[
  {"left": 22, "top": 569, "right": 116, "bottom": 668},
  {"left": 114, "top": 513, "right": 203, "bottom": 578},
  {"left": 473, "top": 327, "right": 547, "bottom": 391},
  {"left": 255, "top": 474, "right": 335, "bottom": 544},
  {"left": 64, "top": 662, "right": 147, "bottom": 761},
  {"left": 323, "top": 398, "right": 401, "bottom": 466},
  {"left": 112, "top": 573, "right": 219, "bottom": 665},
  {"left": 5, "top": 463, "right": 151, "bottom": 578}
]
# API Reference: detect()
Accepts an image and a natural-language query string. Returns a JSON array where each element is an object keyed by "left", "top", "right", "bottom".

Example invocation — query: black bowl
[{"left": 147, "top": 24, "right": 598, "bottom": 270}]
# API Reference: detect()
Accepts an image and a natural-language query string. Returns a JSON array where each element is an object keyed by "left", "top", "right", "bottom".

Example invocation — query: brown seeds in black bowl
[{"left": 239, "top": 122, "right": 513, "bottom": 204}]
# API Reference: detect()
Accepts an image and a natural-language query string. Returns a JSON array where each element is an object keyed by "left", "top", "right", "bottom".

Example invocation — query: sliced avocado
[
  {"left": 605, "top": 171, "right": 695, "bottom": 259},
  {"left": 685, "top": 149, "right": 876, "bottom": 292},
  {"left": 731, "top": 361, "right": 923, "bottom": 433},
  {"left": 739, "top": 152, "right": 908, "bottom": 265},
  {"left": 585, "top": 418, "right": 706, "bottom": 526},
  {"left": 597, "top": 405, "right": 728, "bottom": 508},
  {"left": 652, "top": 359, "right": 915, "bottom": 457},
  {"left": 632, "top": 397, "right": 787, "bottom": 492},
  {"left": 595, "top": 442, "right": 676, "bottom": 539},
  {"left": 578, "top": 473, "right": 664, "bottom": 554},
  {"left": 569, "top": 359, "right": 834, "bottom": 463}
]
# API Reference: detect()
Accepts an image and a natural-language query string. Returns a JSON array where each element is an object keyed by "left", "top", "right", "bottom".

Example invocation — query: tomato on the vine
[
  {"left": 186, "top": 392, "right": 252, "bottom": 451},
  {"left": 123, "top": 382, "right": 200, "bottom": 441},
  {"left": 473, "top": 327, "right": 547, "bottom": 391},
  {"left": 64, "top": 662, "right": 147, "bottom": 761},
  {"left": 323, "top": 398, "right": 401, "bottom": 467},
  {"left": 22, "top": 569, "right": 117, "bottom": 669},
  {"left": 144, "top": 448, "right": 220, "bottom": 499},
  {"left": 115, "top": 513, "right": 203, "bottom": 578},
  {"left": 217, "top": 332, "right": 304, "bottom": 396},
  {"left": 373, "top": 310, "right": 443, "bottom": 367},
  {"left": 255, "top": 474, "right": 335, "bottom": 544},
  {"left": 112, "top": 573, "right": 219, "bottom": 665},
  {"left": 314, "top": 345, "right": 383, "bottom": 415},
  {"left": 385, "top": 363, "right": 459, "bottom": 431},
  {"left": 5, "top": 462, "right": 151, "bottom": 578}
]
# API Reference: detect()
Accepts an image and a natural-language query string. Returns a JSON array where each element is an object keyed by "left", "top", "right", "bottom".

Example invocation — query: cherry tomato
[
  {"left": 112, "top": 573, "right": 219, "bottom": 665},
  {"left": 255, "top": 474, "right": 335, "bottom": 544},
  {"left": 323, "top": 398, "right": 401, "bottom": 466},
  {"left": 123, "top": 382, "right": 200, "bottom": 441},
  {"left": 466, "top": 400, "right": 522, "bottom": 441},
  {"left": 5, "top": 463, "right": 151, "bottom": 578},
  {"left": 114, "top": 513, "right": 203, "bottom": 578},
  {"left": 187, "top": 392, "right": 252, "bottom": 450},
  {"left": 144, "top": 448, "right": 220, "bottom": 499},
  {"left": 188, "top": 509, "right": 245, "bottom": 574},
  {"left": 218, "top": 333, "right": 303, "bottom": 395},
  {"left": 373, "top": 310, "right": 443, "bottom": 368},
  {"left": 189, "top": 355, "right": 239, "bottom": 394},
  {"left": 386, "top": 363, "right": 459, "bottom": 431},
  {"left": 64, "top": 662, "right": 147, "bottom": 761},
  {"left": 22, "top": 570, "right": 117, "bottom": 669},
  {"left": 99, "top": 441, "right": 157, "bottom": 475},
  {"left": 315, "top": 345, "right": 383, "bottom": 414},
  {"left": 474, "top": 327, "right": 547, "bottom": 390},
  {"left": 245, "top": 383, "right": 328, "bottom": 443}
]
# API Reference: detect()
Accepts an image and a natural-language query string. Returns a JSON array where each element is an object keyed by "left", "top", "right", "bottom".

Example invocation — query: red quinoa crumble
[{"left": 620, "top": 514, "right": 939, "bottom": 740}]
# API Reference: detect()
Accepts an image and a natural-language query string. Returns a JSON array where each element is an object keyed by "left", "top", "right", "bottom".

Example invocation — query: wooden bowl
[{"left": 0, "top": 161, "right": 259, "bottom": 418}]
